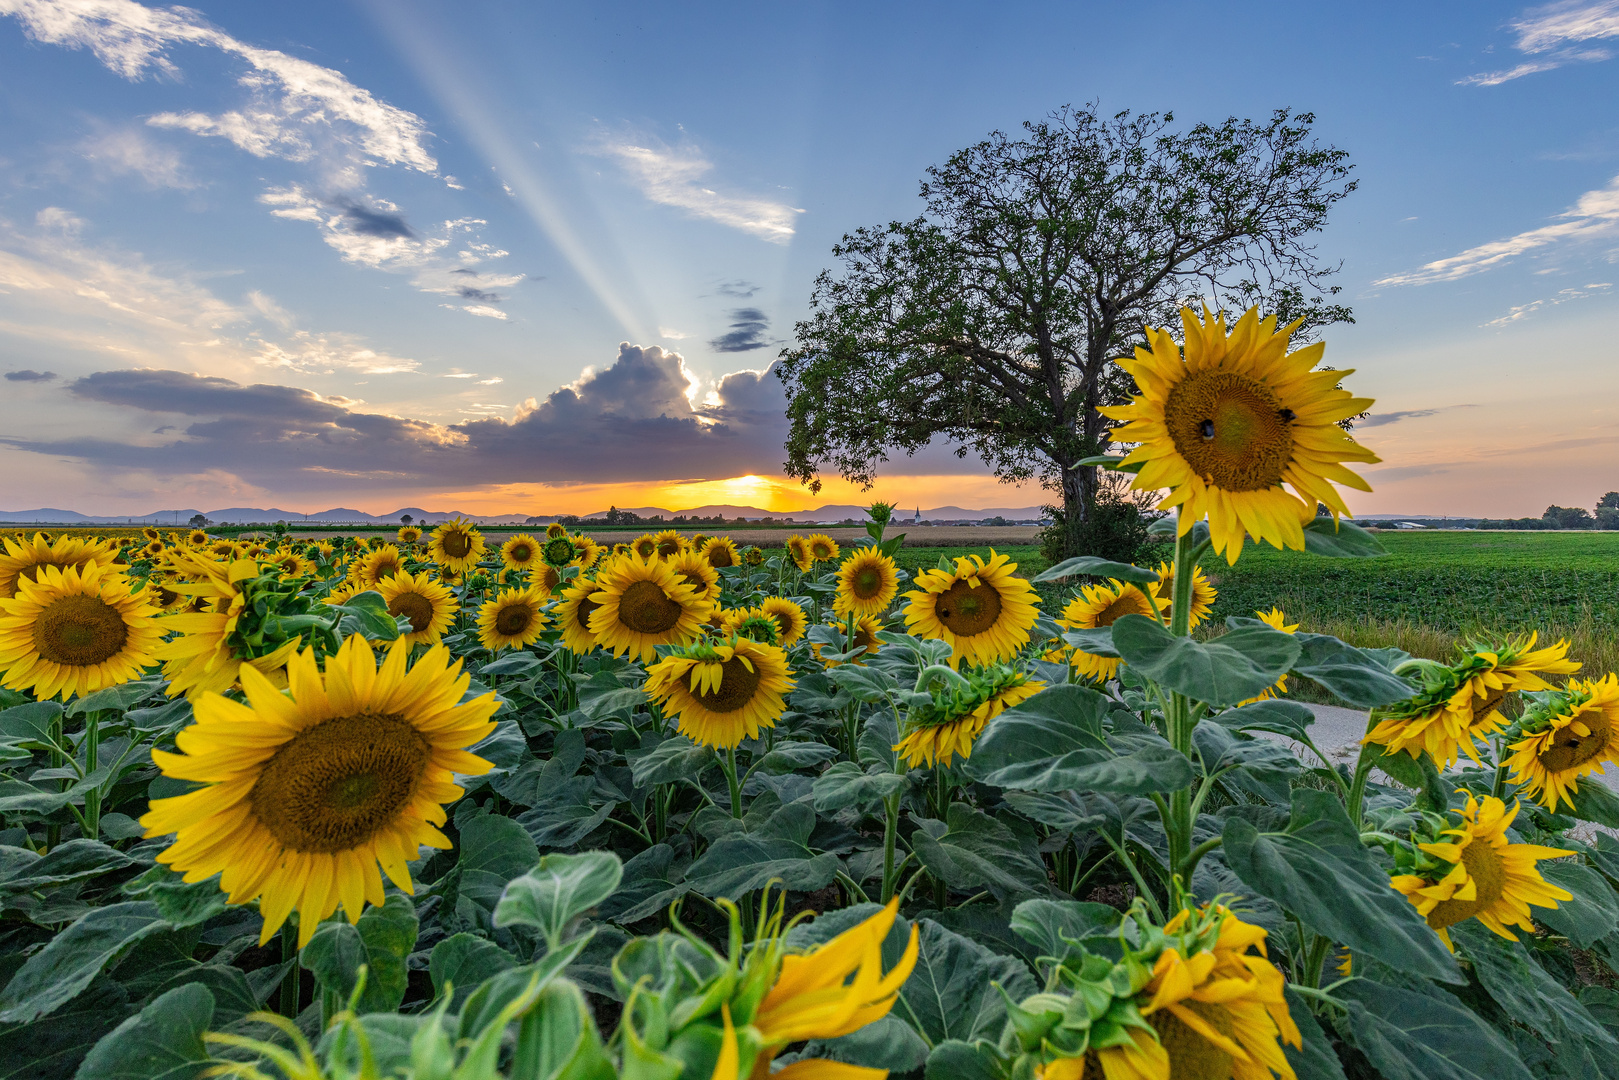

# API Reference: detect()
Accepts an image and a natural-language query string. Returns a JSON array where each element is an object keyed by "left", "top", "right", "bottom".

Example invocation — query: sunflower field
[{"left": 4, "top": 309, "right": 1619, "bottom": 1080}]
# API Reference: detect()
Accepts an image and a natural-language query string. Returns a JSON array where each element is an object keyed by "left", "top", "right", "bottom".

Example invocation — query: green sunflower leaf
[
  {"left": 1031, "top": 557, "right": 1159, "bottom": 584},
  {"left": 1110, "top": 614, "right": 1299, "bottom": 707},
  {"left": 1301, "top": 516, "right": 1388, "bottom": 558},
  {"left": 1338, "top": 977, "right": 1533, "bottom": 1080}
]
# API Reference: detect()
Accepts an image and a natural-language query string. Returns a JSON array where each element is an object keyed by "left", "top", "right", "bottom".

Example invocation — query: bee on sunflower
[
  {"left": 833, "top": 546, "right": 899, "bottom": 617},
  {"left": 903, "top": 550, "right": 1040, "bottom": 668},
  {"left": 894, "top": 664, "right": 1045, "bottom": 769},
  {"left": 140, "top": 638, "right": 498, "bottom": 948},
  {"left": 429, "top": 516, "right": 486, "bottom": 574},
  {"left": 1387, "top": 792, "right": 1573, "bottom": 950},
  {"left": 0, "top": 561, "right": 163, "bottom": 700},
  {"left": 643, "top": 634, "right": 794, "bottom": 749},
  {"left": 1101, "top": 305, "right": 1379, "bottom": 564},
  {"left": 476, "top": 584, "right": 550, "bottom": 651},
  {"left": 1504, "top": 674, "right": 1619, "bottom": 810},
  {"left": 377, "top": 569, "right": 458, "bottom": 647}
]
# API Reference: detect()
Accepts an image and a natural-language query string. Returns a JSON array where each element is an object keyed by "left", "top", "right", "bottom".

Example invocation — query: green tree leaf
[
  {"left": 456, "top": 811, "right": 542, "bottom": 911},
  {"left": 73, "top": 983, "right": 212, "bottom": 1080},
  {"left": 494, "top": 851, "right": 625, "bottom": 951},
  {"left": 1111, "top": 614, "right": 1300, "bottom": 707},
  {"left": 1221, "top": 790, "right": 1461, "bottom": 983},
  {"left": 812, "top": 761, "right": 907, "bottom": 813}
]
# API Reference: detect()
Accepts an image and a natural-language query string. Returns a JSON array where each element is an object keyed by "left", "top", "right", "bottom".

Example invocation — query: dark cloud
[
  {"left": 709, "top": 307, "right": 773, "bottom": 353},
  {"left": 714, "top": 279, "right": 759, "bottom": 299},
  {"left": 457, "top": 285, "right": 502, "bottom": 303},
  {"left": 4, "top": 369, "right": 56, "bottom": 382},
  {"left": 334, "top": 199, "right": 415, "bottom": 239},
  {"left": 1361, "top": 405, "right": 1477, "bottom": 428}
]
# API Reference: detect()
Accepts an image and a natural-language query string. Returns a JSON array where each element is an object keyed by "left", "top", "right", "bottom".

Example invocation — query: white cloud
[
  {"left": 78, "top": 126, "right": 193, "bottom": 188},
  {"left": 0, "top": 0, "right": 436, "bottom": 172},
  {"left": 591, "top": 134, "right": 802, "bottom": 244},
  {"left": 659, "top": 326, "right": 689, "bottom": 339},
  {"left": 1483, "top": 281, "right": 1612, "bottom": 325},
  {"left": 1374, "top": 173, "right": 1619, "bottom": 285},
  {"left": 457, "top": 304, "right": 507, "bottom": 320},
  {"left": 1461, "top": 1, "right": 1619, "bottom": 83},
  {"left": 477, "top": 376, "right": 503, "bottom": 384}
]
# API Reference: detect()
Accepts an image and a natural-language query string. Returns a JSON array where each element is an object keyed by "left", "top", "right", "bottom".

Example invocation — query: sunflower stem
[
  {"left": 724, "top": 745, "right": 743, "bottom": 819},
  {"left": 1345, "top": 710, "right": 1385, "bottom": 830},
  {"left": 1164, "top": 528, "right": 1198, "bottom": 903},
  {"left": 881, "top": 791, "right": 901, "bottom": 903},
  {"left": 82, "top": 711, "right": 101, "bottom": 840}
]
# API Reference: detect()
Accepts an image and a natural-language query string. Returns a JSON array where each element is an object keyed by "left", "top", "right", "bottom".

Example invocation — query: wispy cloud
[
  {"left": 0, "top": 0, "right": 436, "bottom": 172},
  {"left": 592, "top": 135, "right": 802, "bottom": 244},
  {"left": 1360, "top": 404, "right": 1479, "bottom": 428},
  {"left": 78, "top": 125, "right": 194, "bottom": 189},
  {"left": 1373, "top": 174, "right": 1619, "bottom": 285},
  {"left": 1460, "top": 0, "right": 1619, "bottom": 84},
  {"left": 1485, "top": 282, "right": 1613, "bottom": 325}
]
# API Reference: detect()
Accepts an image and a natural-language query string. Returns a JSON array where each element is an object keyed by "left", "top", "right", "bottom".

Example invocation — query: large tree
[{"left": 777, "top": 105, "right": 1355, "bottom": 557}]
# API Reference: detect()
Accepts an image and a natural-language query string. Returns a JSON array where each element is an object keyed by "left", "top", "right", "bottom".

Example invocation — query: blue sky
[{"left": 1, "top": 0, "right": 1618, "bottom": 516}]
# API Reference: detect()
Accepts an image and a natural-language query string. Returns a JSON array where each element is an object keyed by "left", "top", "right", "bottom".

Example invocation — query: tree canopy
[{"left": 777, "top": 104, "right": 1355, "bottom": 556}]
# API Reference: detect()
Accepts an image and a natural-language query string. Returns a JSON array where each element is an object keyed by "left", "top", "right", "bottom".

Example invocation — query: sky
[{"left": 1, "top": 0, "right": 1618, "bottom": 518}]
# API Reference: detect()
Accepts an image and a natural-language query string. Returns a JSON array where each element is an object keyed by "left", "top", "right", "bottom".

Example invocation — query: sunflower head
[
  {"left": 785, "top": 536, "right": 813, "bottom": 572},
  {"left": 541, "top": 535, "right": 578, "bottom": 567},
  {"left": 0, "top": 532, "right": 121, "bottom": 599},
  {"left": 397, "top": 525, "right": 423, "bottom": 544},
  {"left": 812, "top": 615, "right": 883, "bottom": 667},
  {"left": 1101, "top": 305, "right": 1380, "bottom": 563},
  {"left": 834, "top": 546, "right": 899, "bottom": 618},
  {"left": 632, "top": 534, "right": 660, "bottom": 559},
  {"left": 1506, "top": 674, "right": 1619, "bottom": 810},
  {"left": 651, "top": 529, "right": 686, "bottom": 558},
  {"left": 545, "top": 522, "right": 568, "bottom": 539},
  {"left": 902, "top": 550, "right": 1041, "bottom": 668},
  {"left": 430, "top": 516, "right": 487, "bottom": 573},
  {"left": 187, "top": 529, "right": 209, "bottom": 546},
  {"left": 895, "top": 664, "right": 1045, "bottom": 768},
  {"left": 759, "top": 597, "right": 808, "bottom": 647},
  {"left": 378, "top": 569, "right": 458, "bottom": 646},
  {"left": 668, "top": 549, "right": 722, "bottom": 602},
  {"left": 556, "top": 576, "right": 602, "bottom": 654},
  {"left": 0, "top": 561, "right": 164, "bottom": 700},
  {"left": 744, "top": 547, "right": 765, "bottom": 568},
  {"left": 1151, "top": 560, "right": 1216, "bottom": 629},
  {"left": 805, "top": 533, "right": 840, "bottom": 564},
  {"left": 587, "top": 553, "right": 713, "bottom": 661},
  {"left": 721, "top": 607, "right": 782, "bottom": 646},
  {"left": 643, "top": 634, "right": 795, "bottom": 748},
  {"left": 500, "top": 533, "right": 541, "bottom": 571},
  {"left": 477, "top": 584, "right": 551, "bottom": 651},
  {"left": 701, "top": 536, "right": 741, "bottom": 569},
  {"left": 570, "top": 534, "right": 601, "bottom": 568},
  {"left": 357, "top": 544, "right": 406, "bottom": 586}
]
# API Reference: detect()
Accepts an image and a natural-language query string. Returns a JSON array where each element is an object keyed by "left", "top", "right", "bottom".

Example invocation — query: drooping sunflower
[
  {"left": 0, "top": 562, "right": 163, "bottom": 700},
  {"left": 1057, "top": 581, "right": 1161, "bottom": 682},
  {"left": 1235, "top": 607, "right": 1301, "bottom": 706},
  {"left": 904, "top": 550, "right": 1040, "bottom": 668},
  {"left": 805, "top": 533, "right": 840, "bottom": 564},
  {"left": 377, "top": 569, "right": 458, "bottom": 647},
  {"left": 631, "top": 534, "right": 660, "bottom": 560},
  {"left": 429, "top": 516, "right": 486, "bottom": 574},
  {"left": 141, "top": 526, "right": 162, "bottom": 542},
  {"left": 651, "top": 529, "right": 687, "bottom": 558},
  {"left": 1150, "top": 559, "right": 1217, "bottom": 630},
  {"left": 156, "top": 555, "right": 286, "bottom": 700},
  {"left": 785, "top": 535, "right": 813, "bottom": 572},
  {"left": 812, "top": 615, "right": 882, "bottom": 667},
  {"left": 759, "top": 596, "right": 808, "bottom": 647},
  {"left": 834, "top": 546, "right": 899, "bottom": 617},
  {"left": 668, "top": 549, "right": 722, "bottom": 603},
  {"left": 1504, "top": 674, "right": 1619, "bottom": 810},
  {"left": 588, "top": 553, "right": 713, "bottom": 661},
  {"left": 1100, "top": 305, "right": 1380, "bottom": 564},
  {"left": 895, "top": 668, "right": 1045, "bottom": 769},
  {"left": 643, "top": 636, "right": 795, "bottom": 749},
  {"left": 500, "top": 533, "right": 543, "bottom": 573},
  {"left": 1389, "top": 793, "right": 1574, "bottom": 950},
  {"left": 701, "top": 535, "right": 741, "bottom": 570},
  {"left": 476, "top": 585, "right": 550, "bottom": 651},
  {"left": 0, "top": 532, "right": 120, "bottom": 599},
  {"left": 556, "top": 576, "right": 602, "bottom": 654},
  {"left": 545, "top": 522, "right": 568, "bottom": 539},
  {"left": 140, "top": 638, "right": 498, "bottom": 948},
  {"left": 397, "top": 525, "right": 422, "bottom": 545},
  {"left": 356, "top": 544, "right": 406, "bottom": 587},
  {"left": 719, "top": 606, "right": 783, "bottom": 645}
]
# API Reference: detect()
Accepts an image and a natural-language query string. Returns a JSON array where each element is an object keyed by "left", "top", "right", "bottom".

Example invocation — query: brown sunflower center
[
  {"left": 1163, "top": 370, "right": 1295, "bottom": 493},
  {"left": 935, "top": 580, "right": 1004, "bottom": 637},
  {"left": 851, "top": 564, "right": 886, "bottom": 599},
  {"left": 694, "top": 655, "right": 764, "bottom": 713},
  {"left": 388, "top": 591, "right": 435, "bottom": 634},
  {"left": 540, "top": 566, "right": 561, "bottom": 592},
  {"left": 768, "top": 609, "right": 794, "bottom": 637},
  {"left": 249, "top": 712, "right": 431, "bottom": 853},
  {"left": 32, "top": 593, "right": 130, "bottom": 667},
  {"left": 1149, "top": 1002, "right": 1236, "bottom": 1080},
  {"left": 572, "top": 593, "right": 599, "bottom": 633},
  {"left": 634, "top": 539, "right": 658, "bottom": 558},
  {"left": 1092, "top": 588, "right": 1156, "bottom": 627},
  {"left": 1537, "top": 710, "right": 1612, "bottom": 772},
  {"left": 707, "top": 544, "right": 735, "bottom": 567},
  {"left": 852, "top": 623, "right": 877, "bottom": 653},
  {"left": 372, "top": 558, "right": 400, "bottom": 580},
  {"left": 508, "top": 543, "right": 534, "bottom": 563},
  {"left": 810, "top": 543, "right": 833, "bottom": 560},
  {"left": 495, "top": 603, "right": 535, "bottom": 637},
  {"left": 441, "top": 531, "right": 472, "bottom": 558},
  {"left": 1467, "top": 687, "right": 1509, "bottom": 730},
  {"left": 657, "top": 538, "right": 682, "bottom": 557},
  {"left": 1427, "top": 838, "right": 1508, "bottom": 930},
  {"left": 618, "top": 580, "right": 684, "bottom": 634}
]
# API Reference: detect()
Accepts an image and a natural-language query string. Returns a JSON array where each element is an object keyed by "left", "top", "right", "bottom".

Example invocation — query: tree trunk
[{"left": 1056, "top": 461, "right": 1097, "bottom": 559}]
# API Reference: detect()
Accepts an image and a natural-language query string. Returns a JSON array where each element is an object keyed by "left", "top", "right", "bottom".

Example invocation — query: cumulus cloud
[
  {"left": 591, "top": 135, "right": 802, "bottom": 244},
  {"left": 4, "top": 369, "right": 55, "bottom": 381},
  {"left": 709, "top": 307, "right": 774, "bottom": 352},
  {"left": 1461, "top": 0, "right": 1619, "bottom": 84},
  {"left": 0, "top": 0, "right": 436, "bottom": 172},
  {"left": 1374, "top": 175, "right": 1619, "bottom": 285}
]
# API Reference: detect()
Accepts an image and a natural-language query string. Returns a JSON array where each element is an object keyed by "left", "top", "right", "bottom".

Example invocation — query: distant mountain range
[{"left": 0, "top": 503, "right": 1050, "bottom": 526}]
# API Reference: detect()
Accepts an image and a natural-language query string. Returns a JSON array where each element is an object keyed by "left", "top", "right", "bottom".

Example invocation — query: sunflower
[
  {"left": 156, "top": 556, "right": 280, "bottom": 700},
  {"left": 142, "top": 539, "right": 166, "bottom": 559},
  {"left": 668, "top": 549, "right": 722, "bottom": 602},
  {"left": 140, "top": 638, "right": 498, "bottom": 948},
  {"left": 759, "top": 596, "right": 808, "bottom": 647},
  {"left": 1150, "top": 560, "right": 1217, "bottom": 630},
  {"left": 354, "top": 544, "right": 407, "bottom": 587},
  {"left": 1100, "top": 305, "right": 1380, "bottom": 564},
  {"left": 588, "top": 554, "right": 712, "bottom": 662},
  {"left": 0, "top": 532, "right": 120, "bottom": 599},
  {"left": 834, "top": 547, "right": 899, "bottom": 617},
  {"left": 429, "top": 516, "right": 486, "bottom": 574},
  {"left": 895, "top": 669, "right": 1045, "bottom": 769},
  {"left": 904, "top": 550, "right": 1041, "bottom": 668},
  {"left": 266, "top": 552, "right": 312, "bottom": 581},
  {"left": 644, "top": 636, "right": 795, "bottom": 749},
  {"left": 812, "top": 615, "right": 882, "bottom": 667},
  {"left": 396, "top": 525, "right": 422, "bottom": 545},
  {"left": 1234, "top": 608, "right": 1301, "bottom": 706},
  {"left": 1057, "top": 581, "right": 1161, "bottom": 682},
  {"left": 476, "top": 585, "right": 550, "bottom": 651},
  {"left": 500, "top": 533, "right": 543, "bottom": 573},
  {"left": 556, "top": 576, "right": 602, "bottom": 654},
  {"left": 651, "top": 529, "right": 687, "bottom": 558},
  {"left": 701, "top": 535, "right": 741, "bottom": 569},
  {"left": 631, "top": 534, "right": 660, "bottom": 560},
  {"left": 613, "top": 542, "right": 631, "bottom": 557},
  {"left": 1390, "top": 793, "right": 1573, "bottom": 950},
  {"left": 142, "top": 526, "right": 161, "bottom": 541},
  {"left": 805, "top": 533, "right": 840, "bottom": 564},
  {"left": 377, "top": 569, "right": 457, "bottom": 647},
  {"left": 570, "top": 534, "right": 602, "bottom": 568},
  {"left": 719, "top": 606, "right": 783, "bottom": 645},
  {"left": 1504, "top": 674, "right": 1619, "bottom": 810},
  {"left": 534, "top": 563, "right": 564, "bottom": 596},
  {"left": 147, "top": 575, "right": 188, "bottom": 612},
  {"left": 0, "top": 562, "right": 163, "bottom": 700},
  {"left": 785, "top": 535, "right": 813, "bottom": 572},
  {"left": 187, "top": 529, "right": 209, "bottom": 546}
]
